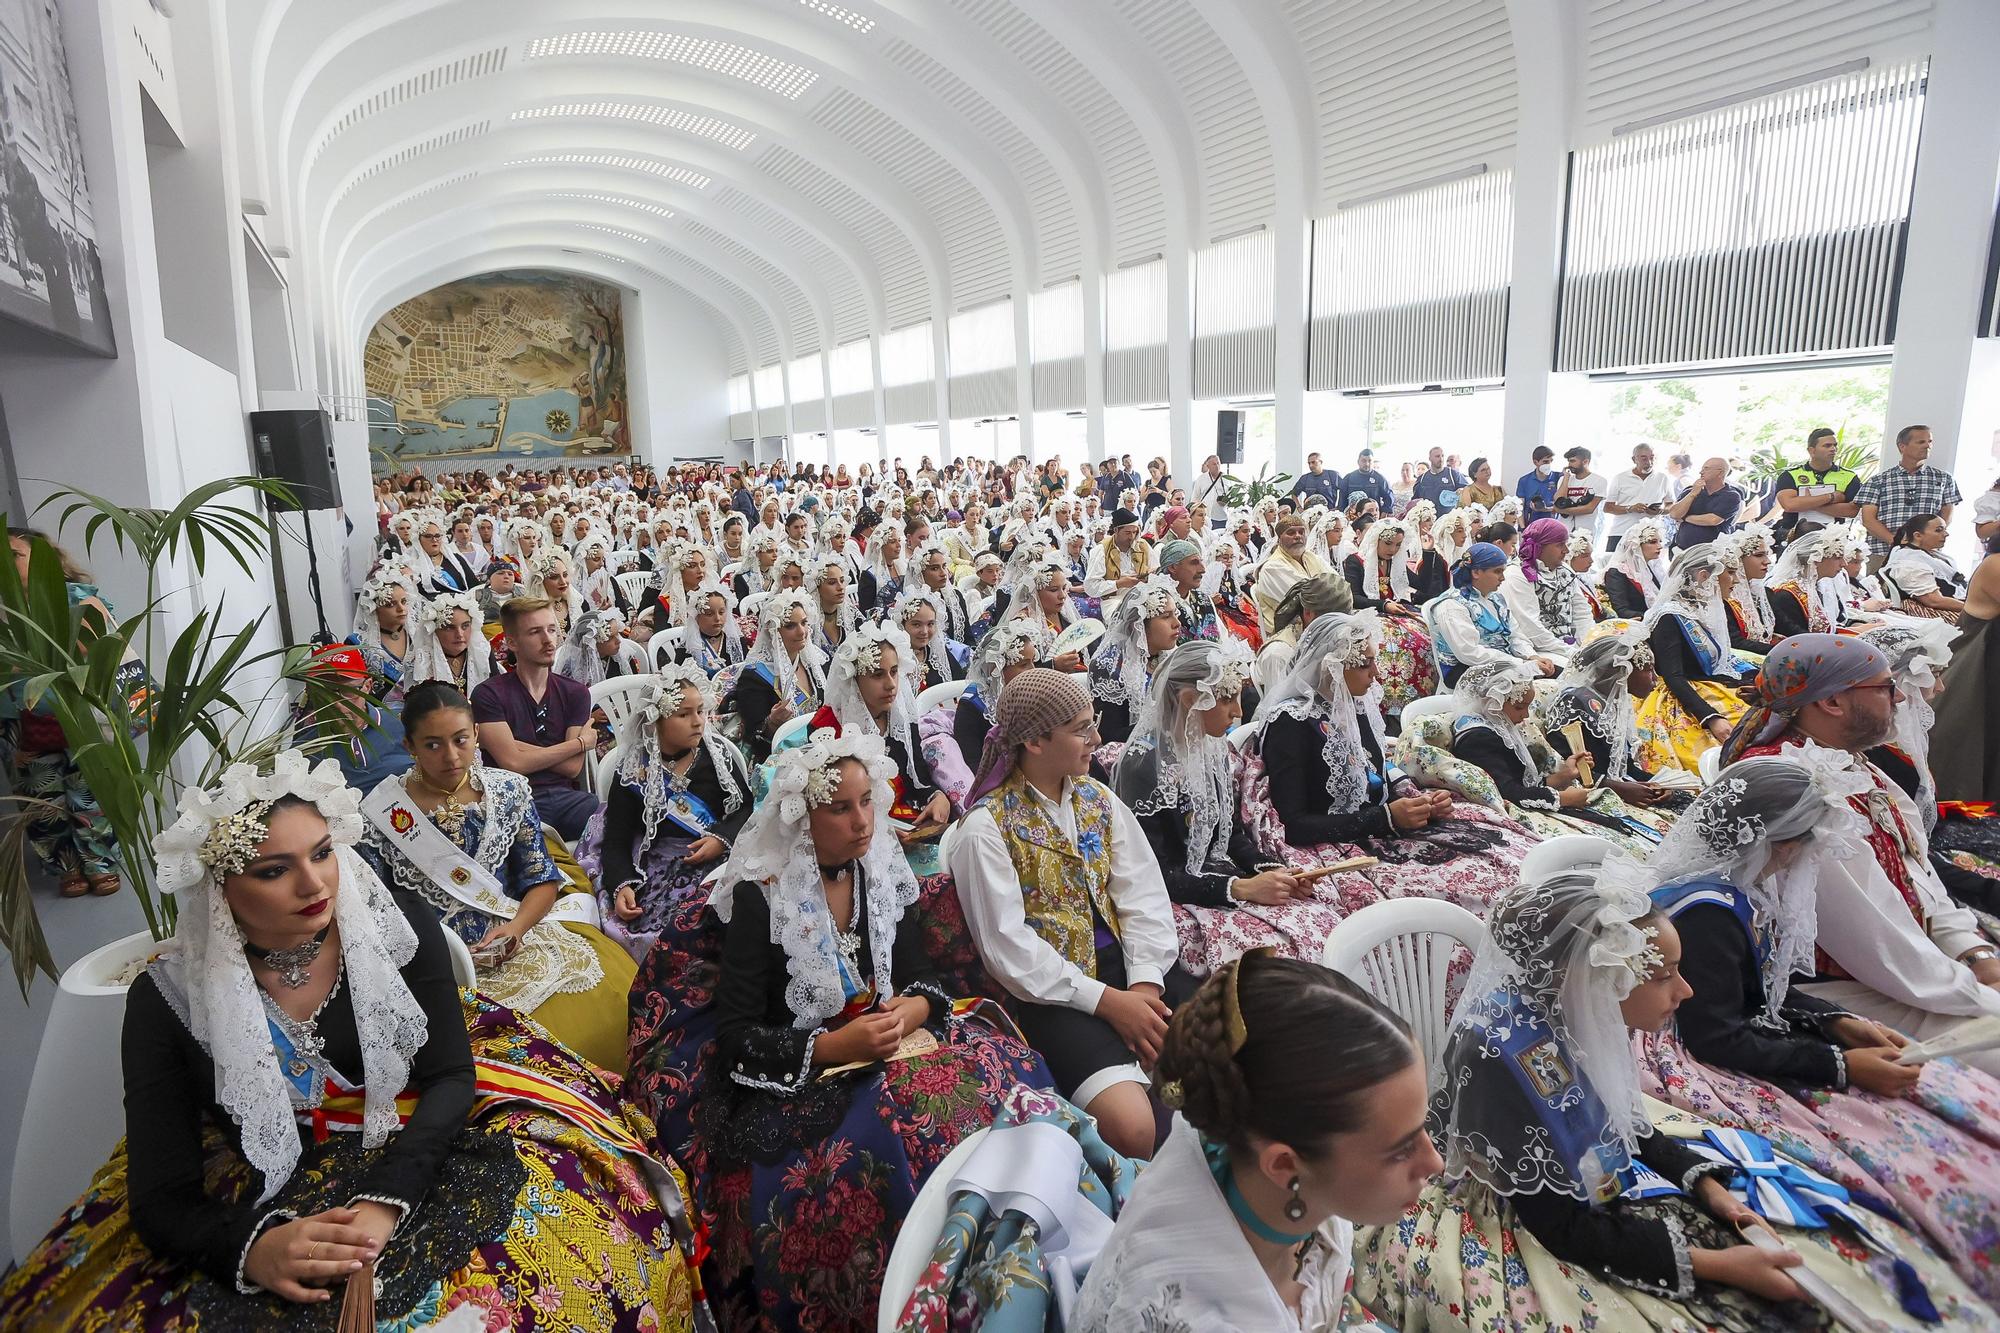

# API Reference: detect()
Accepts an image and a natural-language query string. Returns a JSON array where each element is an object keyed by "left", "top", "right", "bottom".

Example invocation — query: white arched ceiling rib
[
  {"left": 338, "top": 189, "right": 837, "bottom": 367},
  {"left": 707, "top": 186, "right": 879, "bottom": 342},
  {"left": 287, "top": 43, "right": 954, "bottom": 346}
]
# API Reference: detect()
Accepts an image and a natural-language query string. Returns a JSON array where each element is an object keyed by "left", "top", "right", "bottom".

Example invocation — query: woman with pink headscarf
[{"left": 1501, "top": 518, "right": 1596, "bottom": 645}]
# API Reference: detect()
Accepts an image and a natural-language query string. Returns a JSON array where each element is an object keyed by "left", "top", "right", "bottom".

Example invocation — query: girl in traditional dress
[
  {"left": 860, "top": 525, "right": 906, "bottom": 615},
  {"left": 530, "top": 550, "right": 582, "bottom": 639},
  {"left": 630, "top": 732, "right": 1048, "bottom": 1329},
  {"left": 1628, "top": 753, "right": 2000, "bottom": 1307},
  {"left": 1884, "top": 513, "right": 1969, "bottom": 623},
  {"left": 1201, "top": 536, "right": 1263, "bottom": 645},
  {"left": 576, "top": 537, "right": 622, "bottom": 614},
  {"left": 727, "top": 588, "right": 826, "bottom": 761},
  {"left": 889, "top": 589, "right": 968, "bottom": 691},
  {"left": 1768, "top": 527, "right": 1847, "bottom": 636},
  {"left": 1539, "top": 630, "right": 1685, "bottom": 811},
  {"left": 1359, "top": 866, "right": 1989, "bottom": 1331},
  {"left": 933, "top": 617, "right": 1048, "bottom": 806},
  {"left": 1089, "top": 577, "right": 1181, "bottom": 746},
  {"left": 1341, "top": 516, "right": 1442, "bottom": 717},
  {"left": 1718, "top": 523, "right": 1779, "bottom": 648},
  {"left": 1074, "top": 952, "right": 1440, "bottom": 1331},
  {"left": 667, "top": 581, "right": 746, "bottom": 676},
  {"left": 552, "top": 608, "right": 646, "bottom": 685},
  {"left": 810, "top": 554, "right": 862, "bottom": 656},
  {"left": 656, "top": 543, "right": 713, "bottom": 629},
  {"left": 0, "top": 750, "right": 706, "bottom": 1332},
  {"left": 800, "top": 624, "right": 954, "bottom": 840},
  {"left": 581, "top": 664, "right": 749, "bottom": 960},
  {"left": 349, "top": 572, "right": 413, "bottom": 700},
  {"left": 357, "top": 683, "right": 637, "bottom": 1072},
  {"left": 1633, "top": 546, "right": 1760, "bottom": 776},
  {"left": 405, "top": 589, "right": 494, "bottom": 696},
  {"left": 731, "top": 530, "right": 780, "bottom": 602},
  {"left": 1605, "top": 516, "right": 1669, "bottom": 619}
]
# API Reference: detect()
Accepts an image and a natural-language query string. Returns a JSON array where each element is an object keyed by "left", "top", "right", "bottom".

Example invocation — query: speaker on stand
[
  {"left": 249, "top": 409, "right": 341, "bottom": 645},
  {"left": 1215, "top": 409, "right": 1245, "bottom": 465}
]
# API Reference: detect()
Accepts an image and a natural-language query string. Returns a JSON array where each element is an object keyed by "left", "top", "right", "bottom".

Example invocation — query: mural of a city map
[{"left": 364, "top": 269, "right": 629, "bottom": 472}]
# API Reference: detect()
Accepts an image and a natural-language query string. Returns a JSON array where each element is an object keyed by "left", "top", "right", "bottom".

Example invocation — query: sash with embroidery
[
  {"left": 656, "top": 779, "right": 720, "bottom": 839},
  {"left": 748, "top": 660, "right": 815, "bottom": 713},
  {"left": 361, "top": 779, "right": 517, "bottom": 922},
  {"left": 1651, "top": 879, "right": 1760, "bottom": 964},
  {"left": 1484, "top": 995, "right": 1667, "bottom": 1205},
  {"left": 1670, "top": 611, "right": 1754, "bottom": 679}
]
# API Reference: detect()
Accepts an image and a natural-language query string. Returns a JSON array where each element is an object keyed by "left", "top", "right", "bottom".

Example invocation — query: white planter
[{"left": 10, "top": 929, "right": 174, "bottom": 1265}]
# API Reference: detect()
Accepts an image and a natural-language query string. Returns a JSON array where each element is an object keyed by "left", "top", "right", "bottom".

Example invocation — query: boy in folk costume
[{"left": 947, "top": 669, "right": 1194, "bottom": 1159}]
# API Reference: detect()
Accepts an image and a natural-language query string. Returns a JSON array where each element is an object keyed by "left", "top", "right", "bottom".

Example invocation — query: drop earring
[{"left": 1285, "top": 1176, "right": 1307, "bottom": 1221}]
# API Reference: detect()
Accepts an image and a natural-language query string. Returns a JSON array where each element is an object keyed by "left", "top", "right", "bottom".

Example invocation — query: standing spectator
[
  {"left": 1461, "top": 456, "right": 1505, "bottom": 510},
  {"left": 1667, "top": 457, "right": 1741, "bottom": 551},
  {"left": 730, "top": 472, "right": 757, "bottom": 528},
  {"left": 1551, "top": 447, "right": 1607, "bottom": 535},
  {"left": 1601, "top": 443, "right": 1674, "bottom": 551},
  {"left": 1857, "top": 424, "right": 1962, "bottom": 568},
  {"left": 1974, "top": 475, "right": 2000, "bottom": 545},
  {"left": 1191, "top": 454, "right": 1229, "bottom": 529},
  {"left": 1772, "top": 427, "right": 1861, "bottom": 542},
  {"left": 1664, "top": 451, "right": 1694, "bottom": 498},
  {"left": 1121, "top": 454, "right": 1144, "bottom": 493},
  {"left": 1411, "top": 446, "right": 1470, "bottom": 509},
  {"left": 1340, "top": 448, "right": 1396, "bottom": 511},
  {"left": 471, "top": 597, "right": 601, "bottom": 841},
  {"left": 1289, "top": 451, "right": 1341, "bottom": 507},
  {"left": 1515, "top": 446, "right": 1559, "bottom": 522},
  {"left": 1391, "top": 461, "right": 1417, "bottom": 513},
  {"left": 1095, "top": 458, "right": 1128, "bottom": 510}
]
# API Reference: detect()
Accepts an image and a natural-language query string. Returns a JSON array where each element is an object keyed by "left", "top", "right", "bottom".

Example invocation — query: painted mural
[{"left": 364, "top": 269, "right": 628, "bottom": 472}]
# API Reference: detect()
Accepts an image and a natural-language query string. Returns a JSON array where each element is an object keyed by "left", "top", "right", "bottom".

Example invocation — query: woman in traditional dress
[
  {"left": 1883, "top": 513, "right": 1969, "bottom": 624},
  {"left": 1426, "top": 542, "right": 1565, "bottom": 686},
  {"left": 531, "top": 550, "right": 582, "bottom": 640},
  {"left": 576, "top": 538, "right": 623, "bottom": 615},
  {"left": 1073, "top": 951, "right": 1440, "bottom": 1331},
  {"left": 1539, "top": 631, "right": 1687, "bottom": 812},
  {"left": 889, "top": 589, "right": 968, "bottom": 691},
  {"left": 1201, "top": 536, "right": 1263, "bottom": 645},
  {"left": 1628, "top": 754, "right": 2000, "bottom": 1307},
  {"left": 731, "top": 530, "right": 781, "bottom": 602},
  {"left": 666, "top": 581, "right": 746, "bottom": 677},
  {"left": 579, "top": 665, "right": 750, "bottom": 960},
  {"left": 859, "top": 525, "right": 906, "bottom": 615},
  {"left": 1718, "top": 523, "right": 1779, "bottom": 649},
  {"left": 654, "top": 543, "right": 713, "bottom": 630},
  {"left": 356, "top": 683, "right": 637, "bottom": 1072},
  {"left": 1089, "top": 577, "right": 1181, "bottom": 746},
  {"left": 349, "top": 571, "right": 413, "bottom": 700},
  {"left": 1358, "top": 866, "right": 1990, "bottom": 1331},
  {"left": 1767, "top": 527, "right": 1847, "bottom": 637},
  {"left": 1228, "top": 612, "right": 1531, "bottom": 966},
  {"left": 727, "top": 588, "right": 826, "bottom": 761},
  {"left": 1604, "top": 516, "right": 1669, "bottom": 619},
  {"left": 809, "top": 554, "right": 863, "bottom": 657},
  {"left": 630, "top": 732, "right": 1048, "bottom": 1329},
  {"left": 800, "top": 624, "right": 954, "bottom": 843},
  {"left": 1633, "top": 546, "right": 1760, "bottom": 776},
  {"left": 405, "top": 589, "right": 494, "bottom": 696},
  {"left": 0, "top": 750, "right": 705, "bottom": 1332},
  {"left": 1340, "top": 516, "right": 1441, "bottom": 716},
  {"left": 552, "top": 608, "right": 646, "bottom": 686},
  {"left": 932, "top": 617, "right": 1048, "bottom": 807}
]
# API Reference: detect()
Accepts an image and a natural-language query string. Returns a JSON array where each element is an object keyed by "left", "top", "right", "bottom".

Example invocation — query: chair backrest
[
  {"left": 1697, "top": 744, "right": 1722, "bottom": 786},
  {"left": 876, "top": 1128, "right": 989, "bottom": 1333},
  {"left": 442, "top": 926, "right": 478, "bottom": 990},
  {"left": 740, "top": 591, "right": 770, "bottom": 624},
  {"left": 1398, "top": 693, "right": 1459, "bottom": 730},
  {"left": 721, "top": 560, "right": 743, "bottom": 581},
  {"left": 1323, "top": 899, "right": 1486, "bottom": 1087},
  {"left": 590, "top": 675, "right": 659, "bottom": 735},
  {"left": 650, "top": 635, "right": 680, "bottom": 672},
  {"left": 770, "top": 712, "right": 813, "bottom": 752},
  {"left": 595, "top": 741, "right": 630, "bottom": 801},
  {"left": 614, "top": 570, "right": 653, "bottom": 604},
  {"left": 915, "top": 678, "right": 971, "bottom": 715},
  {"left": 1519, "top": 832, "right": 1609, "bottom": 886}
]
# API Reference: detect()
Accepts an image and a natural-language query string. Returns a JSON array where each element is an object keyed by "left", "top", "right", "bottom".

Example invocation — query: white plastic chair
[
  {"left": 442, "top": 927, "right": 478, "bottom": 990},
  {"left": 1323, "top": 899, "right": 1486, "bottom": 1085},
  {"left": 1697, "top": 745, "right": 1722, "bottom": 786},
  {"left": 595, "top": 741, "right": 631, "bottom": 802},
  {"left": 650, "top": 636, "right": 682, "bottom": 672},
  {"left": 740, "top": 591, "right": 771, "bottom": 624},
  {"left": 877, "top": 1129, "right": 988, "bottom": 1333},
  {"left": 1398, "top": 694, "right": 1459, "bottom": 730},
  {"left": 614, "top": 570, "right": 654, "bottom": 606},
  {"left": 770, "top": 712, "right": 813, "bottom": 752},
  {"left": 721, "top": 560, "right": 744, "bottom": 582},
  {"left": 591, "top": 675, "right": 660, "bottom": 735},
  {"left": 915, "top": 678, "right": 971, "bottom": 714},
  {"left": 1520, "top": 833, "right": 1611, "bottom": 886}
]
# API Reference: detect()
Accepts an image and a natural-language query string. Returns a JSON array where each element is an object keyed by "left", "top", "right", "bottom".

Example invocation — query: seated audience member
[
  {"left": 1251, "top": 514, "right": 1326, "bottom": 637},
  {"left": 1251, "top": 571, "right": 1351, "bottom": 695},
  {"left": 946, "top": 616, "right": 1048, "bottom": 780},
  {"left": 1724, "top": 635, "right": 2000, "bottom": 1078},
  {"left": 470, "top": 597, "right": 601, "bottom": 841},
  {"left": 1632, "top": 546, "right": 1759, "bottom": 777},
  {"left": 350, "top": 572, "right": 413, "bottom": 697},
  {"left": 1603, "top": 517, "right": 1669, "bottom": 619},
  {"left": 948, "top": 669, "right": 1196, "bottom": 1159},
  {"left": 1883, "top": 513, "right": 1968, "bottom": 624},
  {"left": 809, "top": 554, "right": 862, "bottom": 656},
  {"left": 0, "top": 751, "right": 703, "bottom": 1331},
  {"left": 578, "top": 665, "right": 749, "bottom": 960},
  {"left": 1426, "top": 542, "right": 1563, "bottom": 686},
  {"left": 1766, "top": 527, "right": 1848, "bottom": 636},
  {"left": 1156, "top": 538, "right": 1215, "bottom": 642},
  {"left": 476, "top": 559, "right": 518, "bottom": 626},
  {"left": 802, "top": 624, "right": 954, "bottom": 854},
  {"left": 1502, "top": 517, "right": 1595, "bottom": 645},
  {"left": 727, "top": 588, "right": 826, "bottom": 761},
  {"left": 731, "top": 530, "right": 781, "bottom": 601},
  {"left": 1567, "top": 530, "right": 1610, "bottom": 620},
  {"left": 553, "top": 608, "right": 646, "bottom": 685},
  {"left": 1715, "top": 524, "right": 1779, "bottom": 649},
  {"left": 912, "top": 540, "right": 977, "bottom": 644},
  {"left": 1089, "top": 577, "right": 1181, "bottom": 746},
  {"left": 406, "top": 588, "right": 494, "bottom": 695},
  {"left": 1359, "top": 867, "right": 1986, "bottom": 1330},
  {"left": 1630, "top": 759, "right": 2000, "bottom": 1305},
  {"left": 1341, "top": 516, "right": 1441, "bottom": 716},
  {"left": 666, "top": 581, "right": 745, "bottom": 675},
  {"left": 888, "top": 589, "right": 968, "bottom": 690},
  {"left": 634, "top": 733, "right": 1048, "bottom": 1326},
  {"left": 1538, "top": 632, "right": 1686, "bottom": 811},
  {"left": 361, "top": 682, "right": 635, "bottom": 1073},
  {"left": 1072, "top": 952, "right": 1441, "bottom": 1331}
]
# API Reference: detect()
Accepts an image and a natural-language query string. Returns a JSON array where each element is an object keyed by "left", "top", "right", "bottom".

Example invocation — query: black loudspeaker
[
  {"left": 249, "top": 409, "right": 341, "bottom": 510},
  {"left": 1215, "top": 409, "right": 1245, "bottom": 465}
]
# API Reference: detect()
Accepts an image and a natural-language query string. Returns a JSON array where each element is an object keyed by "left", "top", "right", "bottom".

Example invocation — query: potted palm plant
[
  {"left": 0, "top": 476, "right": 369, "bottom": 1257},
  {"left": 1218, "top": 463, "right": 1294, "bottom": 513}
]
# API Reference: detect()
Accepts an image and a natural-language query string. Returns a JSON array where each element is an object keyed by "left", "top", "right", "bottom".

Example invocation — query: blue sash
[
  {"left": 748, "top": 660, "right": 813, "bottom": 712},
  {"left": 1436, "top": 591, "right": 1514, "bottom": 671},
  {"left": 1672, "top": 612, "right": 1756, "bottom": 680},
  {"left": 269, "top": 1016, "right": 320, "bottom": 1099},
  {"left": 657, "top": 784, "right": 719, "bottom": 839},
  {"left": 1651, "top": 878, "right": 1760, "bottom": 963}
]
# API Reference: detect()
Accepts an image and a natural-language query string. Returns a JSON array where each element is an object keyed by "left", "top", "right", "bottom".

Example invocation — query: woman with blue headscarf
[{"left": 1425, "top": 542, "right": 1566, "bottom": 686}]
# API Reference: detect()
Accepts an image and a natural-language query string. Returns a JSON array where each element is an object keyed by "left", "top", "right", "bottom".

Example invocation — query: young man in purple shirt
[{"left": 472, "top": 597, "right": 601, "bottom": 840}]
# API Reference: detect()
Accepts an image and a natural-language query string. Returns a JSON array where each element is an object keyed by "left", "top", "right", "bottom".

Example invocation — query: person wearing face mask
[
  {"left": 1072, "top": 951, "right": 1441, "bottom": 1331},
  {"left": 1628, "top": 756, "right": 2000, "bottom": 1308},
  {"left": 1724, "top": 635, "right": 2000, "bottom": 1077},
  {"left": 1363, "top": 867, "right": 1984, "bottom": 1329}
]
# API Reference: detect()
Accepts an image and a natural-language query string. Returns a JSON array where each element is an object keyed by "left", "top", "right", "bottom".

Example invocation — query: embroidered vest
[{"left": 988, "top": 773, "right": 1120, "bottom": 975}]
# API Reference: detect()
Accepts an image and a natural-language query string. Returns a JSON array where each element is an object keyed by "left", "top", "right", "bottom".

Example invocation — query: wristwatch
[{"left": 1961, "top": 947, "right": 1999, "bottom": 966}]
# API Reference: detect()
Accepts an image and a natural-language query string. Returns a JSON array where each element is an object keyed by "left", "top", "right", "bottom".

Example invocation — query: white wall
[{"left": 634, "top": 281, "right": 729, "bottom": 462}]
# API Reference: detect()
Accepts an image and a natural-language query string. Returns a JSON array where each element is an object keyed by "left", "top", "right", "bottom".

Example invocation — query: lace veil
[
  {"left": 1111, "top": 637, "right": 1255, "bottom": 873},
  {"left": 966, "top": 616, "right": 1050, "bottom": 706},
  {"left": 1644, "top": 544, "right": 1732, "bottom": 654},
  {"left": 150, "top": 751, "right": 425, "bottom": 1203},
  {"left": 406, "top": 588, "right": 492, "bottom": 691},
  {"left": 676, "top": 579, "right": 744, "bottom": 661},
  {"left": 1857, "top": 618, "right": 1956, "bottom": 832},
  {"left": 1540, "top": 632, "right": 1643, "bottom": 781},
  {"left": 1452, "top": 660, "right": 1542, "bottom": 777},
  {"left": 614, "top": 665, "right": 748, "bottom": 864},
  {"left": 888, "top": 588, "right": 956, "bottom": 683},
  {"left": 823, "top": 622, "right": 924, "bottom": 762},
  {"left": 746, "top": 588, "right": 827, "bottom": 699},
  {"left": 1358, "top": 518, "right": 1414, "bottom": 600},
  {"left": 1090, "top": 577, "right": 1176, "bottom": 706},
  {"left": 708, "top": 731, "right": 921, "bottom": 1028},
  {"left": 1613, "top": 517, "right": 1668, "bottom": 600},
  {"left": 1246, "top": 609, "right": 1385, "bottom": 815}
]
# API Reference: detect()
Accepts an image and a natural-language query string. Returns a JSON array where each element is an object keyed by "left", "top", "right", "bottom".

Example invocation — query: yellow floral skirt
[{"left": 1633, "top": 679, "right": 1751, "bottom": 776}]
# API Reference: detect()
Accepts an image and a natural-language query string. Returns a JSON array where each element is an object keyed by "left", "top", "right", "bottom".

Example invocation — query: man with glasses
[
  {"left": 471, "top": 597, "right": 601, "bottom": 841},
  {"left": 1727, "top": 634, "right": 2000, "bottom": 1075}
]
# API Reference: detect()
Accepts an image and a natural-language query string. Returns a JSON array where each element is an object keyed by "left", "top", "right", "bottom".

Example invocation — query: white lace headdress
[
  {"left": 1090, "top": 578, "right": 1176, "bottom": 706},
  {"left": 1112, "top": 637, "right": 1255, "bottom": 874},
  {"left": 1614, "top": 517, "right": 1669, "bottom": 600},
  {"left": 747, "top": 588, "right": 826, "bottom": 699},
  {"left": 888, "top": 588, "right": 956, "bottom": 683},
  {"left": 707, "top": 731, "right": 921, "bottom": 1028},
  {"left": 1644, "top": 543, "right": 1733, "bottom": 657},
  {"left": 824, "top": 622, "right": 924, "bottom": 762},
  {"left": 406, "top": 589, "right": 492, "bottom": 691},
  {"left": 1716, "top": 524, "right": 1777, "bottom": 642},
  {"left": 351, "top": 570, "right": 413, "bottom": 649},
  {"left": 1248, "top": 609, "right": 1387, "bottom": 815},
  {"left": 1358, "top": 516, "right": 1415, "bottom": 600},
  {"left": 967, "top": 616, "right": 1049, "bottom": 705},
  {"left": 150, "top": 751, "right": 425, "bottom": 1202},
  {"left": 1453, "top": 659, "right": 1543, "bottom": 778},
  {"left": 677, "top": 579, "right": 743, "bottom": 661},
  {"left": 614, "top": 664, "right": 747, "bottom": 864},
  {"left": 1857, "top": 618, "right": 1956, "bottom": 832}
]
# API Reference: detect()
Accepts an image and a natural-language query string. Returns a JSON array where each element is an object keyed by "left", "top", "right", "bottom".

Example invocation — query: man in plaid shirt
[{"left": 1857, "top": 424, "right": 1962, "bottom": 568}]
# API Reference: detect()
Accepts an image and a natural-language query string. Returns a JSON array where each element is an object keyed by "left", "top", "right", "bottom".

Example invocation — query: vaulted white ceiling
[{"left": 227, "top": 0, "right": 1936, "bottom": 407}]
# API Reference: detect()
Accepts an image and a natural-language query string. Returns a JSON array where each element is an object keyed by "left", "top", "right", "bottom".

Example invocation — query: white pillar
[
  {"left": 1166, "top": 241, "right": 1196, "bottom": 484},
  {"left": 1882, "top": 0, "right": 2000, "bottom": 481},
  {"left": 1271, "top": 211, "right": 1309, "bottom": 477}
]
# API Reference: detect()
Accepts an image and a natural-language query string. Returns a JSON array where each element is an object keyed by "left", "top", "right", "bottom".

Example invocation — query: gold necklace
[{"left": 411, "top": 770, "right": 475, "bottom": 837}]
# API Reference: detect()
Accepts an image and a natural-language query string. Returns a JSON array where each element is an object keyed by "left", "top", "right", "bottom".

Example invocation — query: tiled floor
[{"left": 0, "top": 875, "right": 145, "bottom": 1261}]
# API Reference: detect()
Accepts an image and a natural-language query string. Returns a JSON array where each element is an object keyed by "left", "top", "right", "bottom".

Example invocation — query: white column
[
  {"left": 1271, "top": 211, "right": 1309, "bottom": 477},
  {"left": 1498, "top": 0, "right": 1581, "bottom": 484},
  {"left": 1882, "top": 0, "right": 2000, "bottom": 483},
  {"left": 1082, "top": 269, "right": 1107, "bottom": 459}
]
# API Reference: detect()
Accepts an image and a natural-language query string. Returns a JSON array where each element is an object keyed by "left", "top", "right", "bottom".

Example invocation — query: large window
[
  {"left": 828, "top": 338, "right": 873, "bottom": 429},
  {"left": 1031, "top": 281, "right": 1085, "bottom": 412},
  {"left": 1105, "top": 260, "right": 1169, "bottom": 408},
  {"left": 727, "top": 373, "right": 754, "bottom": 440},
  {"left": 1194, "top": 231, "right": 1275, "bottom": 399},
  {"left": 787, "top": 353, "right": 825, "bottom": 432},
  {"left": 881, "top": 322, "right": 936, "bottom": 424},
  {"left": 754, "top": 364, "right": 785, "bottom": 436},
  {"left": 948, "top": 299, "right": 1017, "bottom": 419}
]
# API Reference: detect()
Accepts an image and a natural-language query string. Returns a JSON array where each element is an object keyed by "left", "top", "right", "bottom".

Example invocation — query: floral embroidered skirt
[
  {"left": 1638, "top": 1031, "right": 2000, "bottom": 1308},
  {"left": 577, "top": 822, "right": 713, "bottom": 963},
  {"left": 1633, "top": 677, "right": 1750, "bottom": 776},
  {"left": 1375, "top": 611, "right": 1440, "bottom": 716},
  {"left": 624, "top": 870, "right": 1049, "bottom": 1332},
  {"left": 0, "top": 1000, "right": 706, "bottom": 1333}
]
